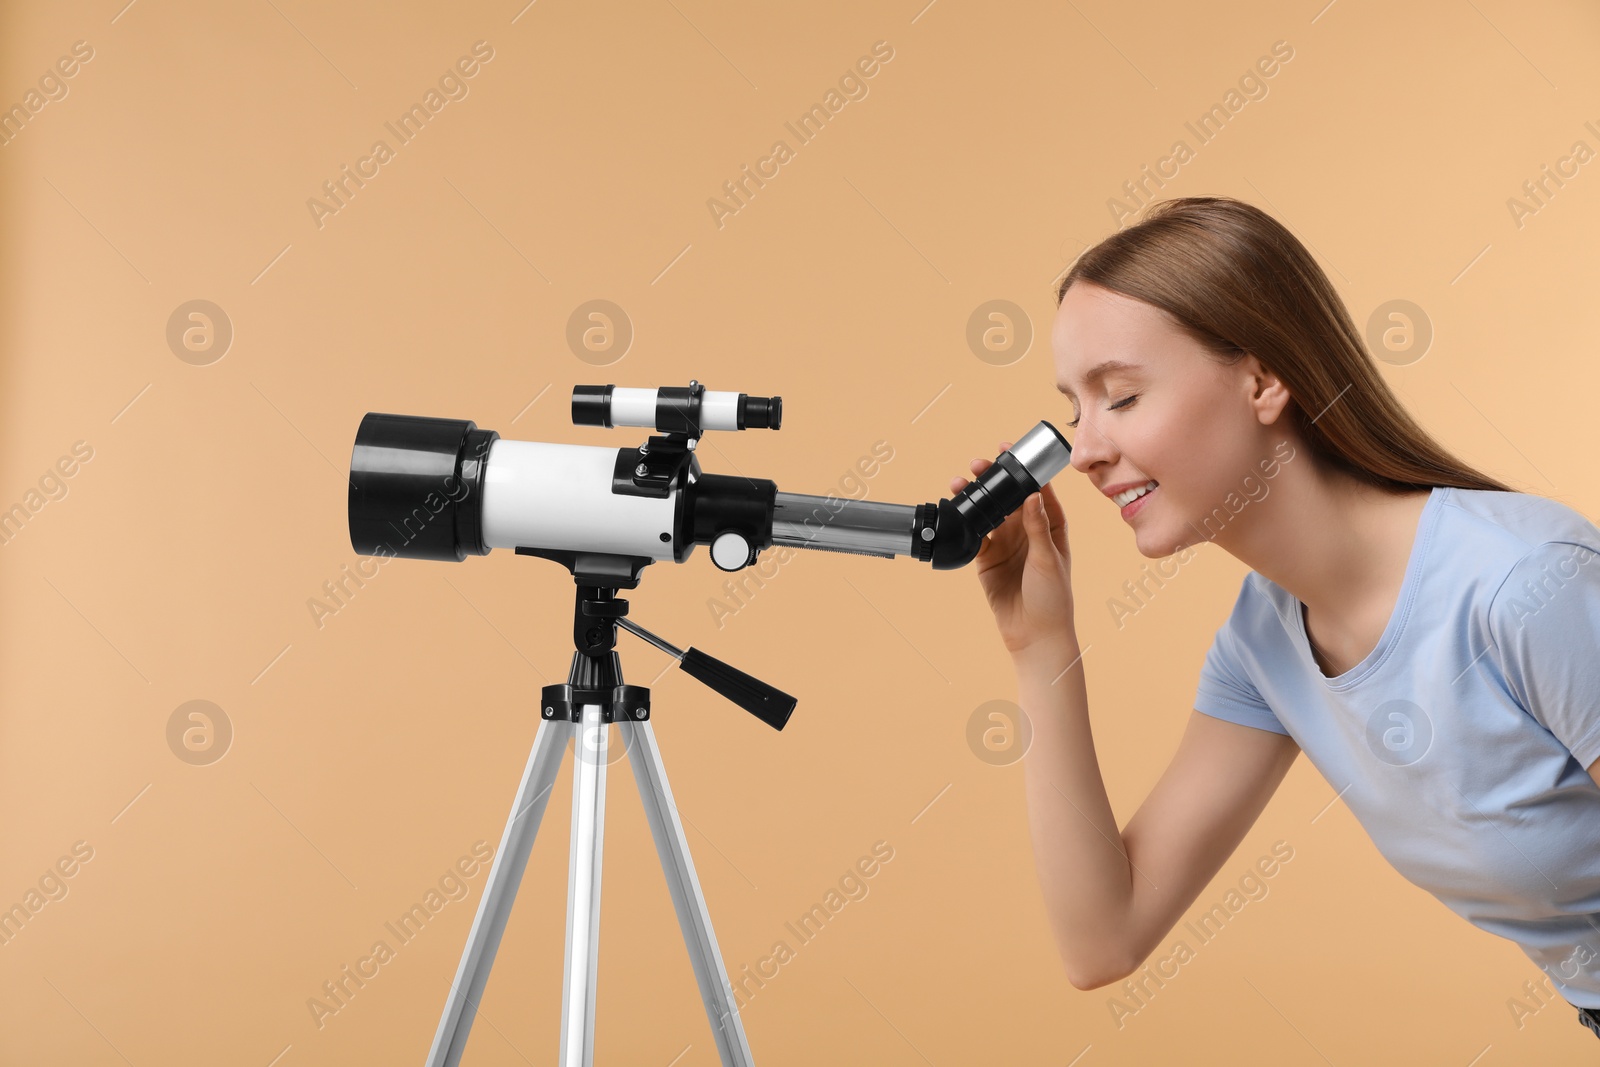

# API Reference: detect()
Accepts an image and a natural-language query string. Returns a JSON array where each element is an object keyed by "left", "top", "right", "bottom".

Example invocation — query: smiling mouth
[{"left": 1111, "top": 480, "right": 1158, "bottom": 508}]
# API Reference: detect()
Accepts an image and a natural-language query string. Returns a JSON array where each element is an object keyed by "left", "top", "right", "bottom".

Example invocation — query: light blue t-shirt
[{"left": 1195, "top": 485, "right": 1600, "bottom": 1007}]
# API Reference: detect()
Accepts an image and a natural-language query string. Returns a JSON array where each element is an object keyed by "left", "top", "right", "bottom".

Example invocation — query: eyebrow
[{"left": 1057, "top": 359, "right": 1142, "bottom": 404}]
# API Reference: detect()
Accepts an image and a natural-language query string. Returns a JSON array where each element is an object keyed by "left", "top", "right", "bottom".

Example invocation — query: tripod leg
[
  {"left": 620, "top": 718, "right": 756, "bottom": 1066},
  {"left": 560, "top": 703, "right": 608, "bottom": 1067},
  {"left": 426, "top": 716, "right": 572, "bottom": 1067}
]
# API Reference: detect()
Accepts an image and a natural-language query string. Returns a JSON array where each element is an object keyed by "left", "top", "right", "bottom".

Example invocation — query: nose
[{"left": 1067, "top": 413, "right": 1116, "bottom": 475}]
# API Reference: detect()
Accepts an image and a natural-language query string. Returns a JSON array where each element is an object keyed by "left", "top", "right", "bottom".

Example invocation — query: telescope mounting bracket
[
  {"left": 611, "top": 429, "right": 699, "bottom": 499},
  {"left": 513, "top": 546, "right": 654, "bottom": 588}
]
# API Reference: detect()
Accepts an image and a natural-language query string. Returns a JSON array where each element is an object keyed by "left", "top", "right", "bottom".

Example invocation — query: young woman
[{"left": 950, "top": 196, "right": 1600, "bottom": 1043}]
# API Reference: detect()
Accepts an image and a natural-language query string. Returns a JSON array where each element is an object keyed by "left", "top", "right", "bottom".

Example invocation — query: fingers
[
  {"left": 1039, "top": 481, "right": 1068, "bottom": 556},
  {"left": 967, "top": 442, "right": 1010, "bottom": 477},
  {"left": 1022, "top": 491, "right": 1061, "bottom": 562}
]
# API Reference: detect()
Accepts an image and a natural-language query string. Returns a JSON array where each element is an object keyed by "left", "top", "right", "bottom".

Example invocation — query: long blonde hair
[{"left": 1055, "top": 196, "right": 1515, "bottom": 494}]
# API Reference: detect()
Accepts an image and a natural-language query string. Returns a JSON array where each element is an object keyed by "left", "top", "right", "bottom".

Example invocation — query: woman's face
[{"left": 1052, "top": 281, "right": 1293, "bottom": 557}]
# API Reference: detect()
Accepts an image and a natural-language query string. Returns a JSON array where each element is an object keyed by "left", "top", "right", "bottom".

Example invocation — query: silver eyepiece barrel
[{"left": 1008, "top": 421, "right": 1073, "bottom": 485}]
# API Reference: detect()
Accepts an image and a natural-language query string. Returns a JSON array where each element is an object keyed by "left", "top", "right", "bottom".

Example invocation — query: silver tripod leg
[
  {"left": 426, "top": 715, "right": 572, "bottom": 1067},
  {"left": 560, "top": 704, "right": 608, "bottom": 1067},
  {"left": 619, "top": 717, "right": 755, "bottom": 1066},
  {"left": 424, "top": 705, "right": 756, "bottom": 1067}
]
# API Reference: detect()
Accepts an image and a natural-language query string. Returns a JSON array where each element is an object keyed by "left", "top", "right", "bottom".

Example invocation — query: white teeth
[{"left": 1113, "top": 480, "right": 1158, "bottom": 507}]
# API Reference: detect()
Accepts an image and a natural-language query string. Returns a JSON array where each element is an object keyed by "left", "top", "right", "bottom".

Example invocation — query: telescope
[
  {"left": 348, "top": 380, "right": 1072, "bottom": 574},
  {"left": 344, "top": 381, "right": 1071, "bottom": 1067}
]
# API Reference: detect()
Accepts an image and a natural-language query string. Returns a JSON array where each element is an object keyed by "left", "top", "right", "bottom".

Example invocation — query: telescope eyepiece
[
  {"left": 924, "top": 420, "right": 1072, "bottom": 569},
  {"left": 739, "top": 394, "right": 781, "bottom": 430}
]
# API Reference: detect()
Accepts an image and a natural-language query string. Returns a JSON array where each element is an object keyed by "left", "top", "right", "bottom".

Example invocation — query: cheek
[
  {"left": 1143, "top": 402, "right": 1236, "bottom": 500},
  {"left": 1132, "top": 407, "right": 1200, "bottom": 474}
]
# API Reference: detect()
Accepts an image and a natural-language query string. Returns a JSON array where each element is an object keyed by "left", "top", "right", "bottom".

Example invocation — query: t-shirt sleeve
[
  {"left": 1194, "top": 615, "right": 1291, "bottom": 736},
  {"left": 1487, "top": 540, "right": 1600, "bottom": 769}
]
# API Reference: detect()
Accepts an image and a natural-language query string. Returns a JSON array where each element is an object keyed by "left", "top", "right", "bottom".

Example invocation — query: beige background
[{"left": 2, "top": 0, "right": 1598, "bottom": 1063}]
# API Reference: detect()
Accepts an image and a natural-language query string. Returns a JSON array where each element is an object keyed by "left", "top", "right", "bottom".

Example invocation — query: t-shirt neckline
[{"left": 1291, "top": 485, "right": 1446, "bottom": 689}]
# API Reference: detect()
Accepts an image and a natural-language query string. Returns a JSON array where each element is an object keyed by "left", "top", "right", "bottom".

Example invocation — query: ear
[{"left": 1240, "top": 353, "right": 1293, "bottom": 427}]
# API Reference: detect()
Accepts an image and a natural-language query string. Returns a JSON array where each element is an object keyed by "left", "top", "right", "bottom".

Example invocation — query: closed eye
[{"left": 1067, "top": 393, "right": 1138, "bottom": 430}]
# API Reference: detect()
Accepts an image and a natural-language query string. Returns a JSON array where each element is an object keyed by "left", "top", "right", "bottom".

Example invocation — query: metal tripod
[{"left": 425, "top": 552, "right": 795, "bottom": 1066}]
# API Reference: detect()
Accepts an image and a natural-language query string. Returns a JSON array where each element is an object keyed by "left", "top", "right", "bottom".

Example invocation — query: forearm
[{"left": 1013, "top": 631, "right": 1133, "bottom": 987}]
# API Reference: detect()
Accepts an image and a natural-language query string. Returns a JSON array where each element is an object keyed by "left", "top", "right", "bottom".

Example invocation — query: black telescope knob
[{"left": 679, "top": 647, "right": 796, "bottom": 731}]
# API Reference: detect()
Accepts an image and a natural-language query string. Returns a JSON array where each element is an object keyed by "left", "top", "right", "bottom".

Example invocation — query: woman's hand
[{"left": 950, "top": 442, "right": 1076, "bottom": 658}]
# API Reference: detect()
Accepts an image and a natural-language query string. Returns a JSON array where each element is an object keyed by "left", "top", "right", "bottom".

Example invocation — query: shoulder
[
  {"left": 1231, "top": 568, "right": 1297, "bottom": 636},
  {"left": 1487, "top": 540, "right": 1600, "bottom": 638},
  {"left": 1199, "top": 569, "right": 1302, "bottom": 674},
  {"left": 1412, "top": 487, "right": 1600, "bottom": 620},
  {"left": 1435, "top": 488, "right": 1600, "bottom": 645},
  {"left": 1446, "top": 484, "right": 1600, "bottom": 577},
  {"left": 1440, "top": 485, "right": 1600, "bottom": 556}
]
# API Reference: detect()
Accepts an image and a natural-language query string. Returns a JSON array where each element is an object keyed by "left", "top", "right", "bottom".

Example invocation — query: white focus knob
[{"left": 710, "top": 530, "right": 752, "bottom": 571}]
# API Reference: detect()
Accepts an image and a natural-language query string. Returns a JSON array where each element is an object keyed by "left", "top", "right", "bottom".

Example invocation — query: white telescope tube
[{"left": 480, "top": 439, "right": 679, "bottom": 559}]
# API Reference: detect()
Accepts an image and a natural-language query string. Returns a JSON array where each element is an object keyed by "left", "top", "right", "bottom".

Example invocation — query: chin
[
  {"left": 1134, "top": 532, "right": 1177, "bottom": 559},
  {"left": 1135, "top": 520, "right": 1198, "bottom": 559}
]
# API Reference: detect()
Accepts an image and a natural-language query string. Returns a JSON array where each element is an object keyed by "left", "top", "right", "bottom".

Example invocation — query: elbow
[
  {"left": 1064, "top": 951, "right": 1133, "bottom": 992},
  {"left": 1068, "top": 965, "right": 1128, "bottom": 992}
]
